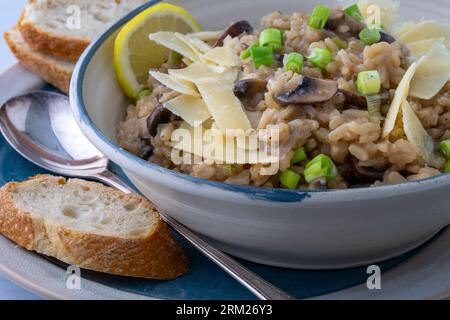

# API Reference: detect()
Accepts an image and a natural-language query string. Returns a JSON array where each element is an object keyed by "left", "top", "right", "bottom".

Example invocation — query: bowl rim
[{"left": 70, "top": 0, "right": 450, "bottom": 201}]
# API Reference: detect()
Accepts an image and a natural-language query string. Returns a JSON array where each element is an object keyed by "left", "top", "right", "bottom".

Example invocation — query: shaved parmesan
[
  {"left": 149, "top": 71, "right": 199, "bottom": 97},
  {"left": 168, "top": 63, "right": 238, "bottom": 84},
  {"left": 408, "top": 38, "right": 447, "bottom": 57},
  {"left": 175, "top": 33, "right": 208, "bottom": 57},
  {"left": 188, "top": 37, "right": 212, "bottom": 53},
  {"left": 149, "top": 32, "right": 200, "bottom": 62},
  {"left": 394, "top": 22, "right": 415, "bottom": 39},
  {"left": 163, "top": 95, "right": 211, "bottom": 127},
  {"left": 410, "top": 42, "right": 450, "bottom": 100},
  {"left": 402, "top": 100, "right": 436, "bottom": 165},
  {"left": 196, "top": 78, "right": 252, "bottom": 133},
  {"left": 202, "top": 37, "right": 240, "bottom": 67},
  {"left": 382, "top": 59, "right": 423, "bottom": 138},
  {"left": 187, "top": 31, "right": 223, "bottom": 41},
  {"left": 398, "top": 20, "right": 450, "bottom": 44}
]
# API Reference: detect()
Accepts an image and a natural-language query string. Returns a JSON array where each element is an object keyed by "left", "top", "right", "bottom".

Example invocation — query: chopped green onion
[
  {"left": 291, "top": 147, "right": 307, "bottom": 164},
  {"left": 444, "top": 161, "right": 450, "bottom": 173},
  {"left": 135, "top": 88, "right": 152, "bottom": 101},
  {"left": 259, "top": 28, "right": 283, "bottom": 51},
  {"left": 359, "top": 26, "right": 381, "bottom": 45},
  {"left": 308, "top": 47, "right": 333, "bottom": 69},
  {"left": 308, "top": 5, "right": 331, "bottom": 29},
  {"left": 250, "top": 45, "right": 275, "bottom": 69},
  {"left": 344, "top": 4, "right": 363, "bottom": 21},
  {"left": 241, "top": 43, "right": 258, "bottom": 60},
  {"left": 332, "top": 37, "right": 347, "bottom": 50},
  {"left": 440, "top": 140, "right": 450, "bottom": 159},
  {"left": 357, "top": 71, "right": 381, "bottom": 95},
  {"left": 304, "top": 154, "right": 338, "bottom": 183},
  {"left": 280, "top": 169, "right": 301, "bottom": 189},
  {"left": 284, "top": 52, "right": 304, "bottom": 73},
  {"left": 366, "top": 94, "right": 384, "bottom": 119}
]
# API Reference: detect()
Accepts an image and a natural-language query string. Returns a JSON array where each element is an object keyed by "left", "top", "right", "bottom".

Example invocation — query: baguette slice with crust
[
  {"left": 0, "top": 175, "right": 188, "bottom": 280},
  {"left": 4, "top": 28, "right": 73, "bottom": 94},
  {"left": 19, "top": 0, "right": 148, "bottom": 62}
]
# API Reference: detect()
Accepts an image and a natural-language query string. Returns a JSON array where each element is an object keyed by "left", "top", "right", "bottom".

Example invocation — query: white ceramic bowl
[{"left": 71, "top": 0, "right": 450, "bottom": 269}]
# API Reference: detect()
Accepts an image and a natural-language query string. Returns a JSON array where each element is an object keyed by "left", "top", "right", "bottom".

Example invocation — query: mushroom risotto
[{"left": 117, "top": 0, "right": 450, "bottom": 190}]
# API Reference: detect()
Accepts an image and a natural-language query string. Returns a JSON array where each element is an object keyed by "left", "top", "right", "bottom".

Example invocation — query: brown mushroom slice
[
  {"left": 274, "top": 76, "right": 338, "bottom": 105},
  {"left": 325, "top": 9, "right": 365, "bottom": 36},
  {"left": 379, "top": 30, "right": 396, "bottom": 44},
  {"left": 349, "top": 156, "right": 385, "bottom": 184},
  {"left": 147, "top": 104, "right": 173, "bottom": 137},
  {"left": 233, "top": 78, "right": 268, "bottom": 99},
  {"left": 214, "top": 20, "right": 254, "bottom": 47}
]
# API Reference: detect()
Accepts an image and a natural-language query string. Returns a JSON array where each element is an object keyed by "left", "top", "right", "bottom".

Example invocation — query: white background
[{"left": 0, "top": 0, "right": 40, "bottom": 299}]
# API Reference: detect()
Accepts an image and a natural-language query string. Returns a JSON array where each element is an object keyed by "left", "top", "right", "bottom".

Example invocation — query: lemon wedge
[{"left": 114, "top": 3, "right": 201, "bottom": 98}]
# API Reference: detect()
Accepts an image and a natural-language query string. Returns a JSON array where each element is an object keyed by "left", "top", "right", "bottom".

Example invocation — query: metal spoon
[{"left": 0, "top": 91, "right": 295, "bottom": 300}]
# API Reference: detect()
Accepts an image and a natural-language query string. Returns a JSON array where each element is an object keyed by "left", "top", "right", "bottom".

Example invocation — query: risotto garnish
[{"left": 117, "top": 0, "right": 450, "bottom": 190}]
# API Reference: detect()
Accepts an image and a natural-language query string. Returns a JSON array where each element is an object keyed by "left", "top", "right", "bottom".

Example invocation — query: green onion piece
[
  {"left": 284, "top": 53, "right": 304, "bottom": 73},
  {"left": 259, "top": 28, "right": 283, "bottom": 51},
  {"left": 359, "top": 26, "right": 381, "bottom": 45},
  {"left": 291, "top": 147, "right": 307, "bottom": 164},
  {"left": 135, "top": 88, "right": 152, "bottom": 101},
  {"left": 332, "top": 37, "right": 347, "bottom": 49},
  {"left": 365, "top": 94, "right": 384, "bottom": 119},
  {"left": 440, "top": 140, "right": 450, "bottom": 159},
  {"left": 308, "top": 47, "right": 333, "bottom": 69},
  {"left": 308, "top": 5, "right": 331, "bottom": 29},
  {"left": 344, "top": 4, "right": 363, "bottom": 21},
  {"left": 357, "top": 71, "right": 381, "bottom": 95},
  {"left": 279, "top": 169, "right": 301, "bottom": 189},
  {"left": 304, "top": 154, "right": 338, "bottom": 183},
  {"left": 250, "top": 45, "right": 275, "bottom": 69},
  {"left": 444, "top": 161, "right": 450, "bottom": 173},
  {"left": 241, "top": 43, "right": 258, "bottom": 60}
]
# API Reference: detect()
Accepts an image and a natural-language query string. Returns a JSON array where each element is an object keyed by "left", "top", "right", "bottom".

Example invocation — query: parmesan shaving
[
  {"left": 402, "top": 100, "right": 436, "bottom": 165},
  {"left": 382, "top": 58, "right": 423, "bottom": 138},
  {"left": 196, "top": 78, "right": 252, "bottom": 133},
  {"left": 410, "top": 42, "right": 450, "bottom": 100},
  {"left": 163, "top": 95, "right": 211, "bottom": 127},
  {"left": 398, "top": 20, "right": 450, "bottom": 44},
  {"left": 149, "top": 32, "right": 200, "bottom": 63},
  {"left": 149, "top": 71, "right": 199, "bottom": 97}
]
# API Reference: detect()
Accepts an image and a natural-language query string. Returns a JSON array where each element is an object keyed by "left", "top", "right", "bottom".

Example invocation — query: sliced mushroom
[
  {"left": 325, "top": 10, "right": 365, "bottom": 36},
  {"left": 274, "top": 76, "right": 338, "bottom": 106},
  {"left": 147, "top": 104, "right": 173, "bottom": 137},
  {"left": 234, "top": 78, "right": 268, "bottom": 99},
  {"left": 139, "top": 138, "right": 154, "bottom": 160},
  {"left": 214, "top": 20, "right": 254, "bottom": 47},
  {"left": 379, "top": 30, "right": 396, "bottom": 44},
  {"left": 348, "top": 156, "right": 385, "bottom": 184}
]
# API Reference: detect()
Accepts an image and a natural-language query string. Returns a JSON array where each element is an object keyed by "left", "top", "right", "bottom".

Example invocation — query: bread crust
[
  {"left": 18, "top": 4, "right": 89, "bottom": 63},
  {"left": 4, "top": 28, "right": 73, "bottom": 94},
  {"left": 0, "top": 175, "right": 188, "bottom": 280},
  {"left": 19, "top": 21, "right": 89, "bottom": 63}
]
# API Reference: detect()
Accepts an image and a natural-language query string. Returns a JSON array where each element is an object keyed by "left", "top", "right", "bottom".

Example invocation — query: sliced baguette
[
  {"left": 4, "top": 28, "right": 73, "bottom": 94},
  {"left": 19, "top": 0, "right": 148, "bottom": 62},
  {"left": 0, "top": 175, "right": 188, "bottom": 280}
]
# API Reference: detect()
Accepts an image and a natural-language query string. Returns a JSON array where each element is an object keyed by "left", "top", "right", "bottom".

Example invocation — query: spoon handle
[{"left": 95, "top": 169, "right": 295, "bottom": 300}]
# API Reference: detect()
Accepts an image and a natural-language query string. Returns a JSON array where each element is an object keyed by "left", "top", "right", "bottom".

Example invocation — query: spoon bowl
[{"left": 0, "top": 92, "right": 108, "bottom": 177}]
